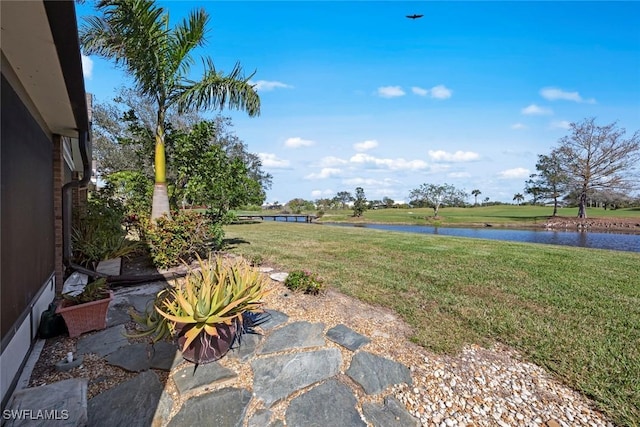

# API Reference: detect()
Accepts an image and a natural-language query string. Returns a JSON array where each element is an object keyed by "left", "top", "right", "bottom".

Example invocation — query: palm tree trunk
[{"left": 151, "top": 111, "right": 171, "bottom": 220}]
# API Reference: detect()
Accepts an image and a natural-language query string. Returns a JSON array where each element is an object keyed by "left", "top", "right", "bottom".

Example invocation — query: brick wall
[{"left": 53, "top": 135, "right": 64, "bottom": 292}]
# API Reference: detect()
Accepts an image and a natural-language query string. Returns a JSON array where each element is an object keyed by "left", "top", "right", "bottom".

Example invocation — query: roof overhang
[{"left": 1, "top": 1, "right": 89, "bottom": 139}]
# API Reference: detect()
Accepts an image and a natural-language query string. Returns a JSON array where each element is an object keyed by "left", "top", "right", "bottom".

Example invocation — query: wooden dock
[{"left": 236, "top": 214, "right": 317, "bottom": 223}]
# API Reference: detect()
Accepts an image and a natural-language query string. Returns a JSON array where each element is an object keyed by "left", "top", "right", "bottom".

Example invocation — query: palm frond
[{"left": 175, "top": 59, "right": 261, "bottom": 116}]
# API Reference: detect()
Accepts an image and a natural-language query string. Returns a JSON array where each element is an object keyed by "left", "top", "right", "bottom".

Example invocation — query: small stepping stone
[
  {"left": 362, "top": 396, "right": 420, "bottom": 427},
  {"left": 88, "top": 371, "right": 167, "bottom": 427},
  {"left": 167, "top": 388, "right": 251, "bottom": 427},
  {"left": 149, "top": 341, "right": 183, "bottom": 371},
  {"left": 269, "top": 272, "right": 288, "bottom": 282},
  {"left": 346, "top": 351, "right": 412, "bottom": 395},
  {"left": 106, "top": 343, "right": 151, "bottom": 372},
  {"left": 172, "top": 362, "right": 237, "bottom": 396},
  {"left": 285, "top": 379, "right": 366, "bottom": 427},
  {"left": 258, "top": 321, "right": 325, "bottom": 354},
  {"left": 77, "top": 324, "right": 129, "bottom": 357},
  {"left": 5, "top": 378, "right": 88, "bottom": 427},
  {"left": 258, "top": 267, "right": 274, "bottom": 273},
  {"left": 326, "top": 324, "right": 371, "bottom": 351},
  {"left": 259, "top": 309, "right": 288, "bottom": 330},
  {"left": 251, "top": 348, "right": 341, "bottom": 406}
]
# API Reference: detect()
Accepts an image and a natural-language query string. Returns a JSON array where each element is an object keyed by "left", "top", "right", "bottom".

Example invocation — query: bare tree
[{"left": 555, "top": 118, "right": 640, "bottom": 218}]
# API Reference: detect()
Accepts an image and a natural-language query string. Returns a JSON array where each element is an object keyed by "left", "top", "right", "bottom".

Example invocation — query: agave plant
[{"left": 130, "top": 254, "right": 269, "bottom": 355}]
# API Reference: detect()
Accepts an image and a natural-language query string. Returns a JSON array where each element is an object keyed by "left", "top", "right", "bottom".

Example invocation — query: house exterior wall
[{"left": 0, "top": 73, "right": 58, "bottom": 408}]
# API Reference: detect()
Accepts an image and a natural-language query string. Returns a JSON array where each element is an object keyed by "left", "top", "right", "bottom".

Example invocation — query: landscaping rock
[
  {"left": 362, "top": 396, "right": 420, "bottom": 427},
  {"left": 172, "top": 362, "right": 237, "bottom": 396},
  {"left": 167, "top": 387, "right": 251, "bottom": 427},
  {"left": 258, "top": 321, "right": 325, "bottom": 354},
  {"left": 87, "top": 370, "right": 166, "bottom": 427},
  {"left": 269, "top": 272, "right": 288, "bottom": 282},
  {"left": 326, "top": 324, "right": 371, "bottom": 351},
  {"left": 76, "top": 324, "right": 129, "bottom": 357},
  {"left": 346, "top": 351, "right": 412, "bottom": 395},
  {"left": 285, "top": 379, "right": 366, "bottom": 427},
  {"left": 251, "top": 348, "right": 341, "bottom": 406}
]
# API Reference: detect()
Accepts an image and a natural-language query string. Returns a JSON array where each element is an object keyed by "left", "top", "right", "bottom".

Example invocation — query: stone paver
[
  {"left": 227, "top": 332, "right": 262, "bottom": 362},
  {"left": 76, "top": 324, "right": 129, "bottom": 357},
  {"left": 269, "top": 272, "right": 288, "bottom": 282},
  {"left": 285, "top": 379, "right": 366, "bottom": 427},
  {"left": 251, "top": 348, "right": 342, "bottom": 406},
  {"left": 5, "top": 378, "right": 87, "bottom": 427},
  {"left": 346, "top": 351, "right": 412, "bottom": 395},
  {"left": 362, "top": 395, "right": 420, "bottom": 427},
  {"left": 259, "top": 309, "right": 289, "bottom": 330},
  {"left": 87, "top": 370, "right": 168, "bottom": 427},
  {"left": 172, "top": 361, "right": 237, "bottom": 396},
  {"left": 167, "top": 388, "right": 251, "bottom": 427},
  {"left": 105, "top": 342, "right": 151, "bottom": 372},
  {"left": 149, "top": 341, "right": 182, "bottom": 371},
  {"left": 258, "top": 321, "right": 325, "bottom": 354},
  {"left": 326, "top": 324, "right": 371, "bottom": 351}
]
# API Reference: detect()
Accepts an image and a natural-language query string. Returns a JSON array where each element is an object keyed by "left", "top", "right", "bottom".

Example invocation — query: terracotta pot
[
  {"left": 56, "top": 291, "right": 113, "bottom": 338},
  {"left": 176, "top": 319, "right": 239, "bottom": 364}
]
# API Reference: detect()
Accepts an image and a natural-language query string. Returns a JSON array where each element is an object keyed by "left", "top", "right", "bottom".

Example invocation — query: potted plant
[
  {"left": 130, "top": 254, "right": 270, "bottom": 364},
  {"left": 56, "top": 278, "right": 113, "bottom": 338}
]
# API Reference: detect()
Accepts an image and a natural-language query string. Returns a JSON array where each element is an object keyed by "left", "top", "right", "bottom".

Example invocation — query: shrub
[
  {"left": 142, "top": 211, "right": 224, "bottom": 269},
  {"left": 284, "top": 270, "right": 325, "bottom": 295},
  {"left": 72, "top": 190, "right": 142, "bottom": 268}
]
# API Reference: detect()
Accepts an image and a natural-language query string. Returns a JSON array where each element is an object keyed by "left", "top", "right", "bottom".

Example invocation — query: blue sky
[{"left": 78, "top": 1, "right": 640, "bottom": 204}]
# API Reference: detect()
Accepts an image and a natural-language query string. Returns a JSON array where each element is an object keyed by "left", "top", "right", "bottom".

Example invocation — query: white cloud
[
  {"left": 284, "top": 137, "right": 314, "bottom": 148},
  {"left": 81, "top": 55, "right": 93, "bottom": 79},
  {"left": 429, "top": 84, "right": 452, "bottom": 99},
  {"left": 411, "top": 86, "right": 429, "bottom": 96},
  {"left": 311, "top": 189, "right": 334, "bottom": 197},
  {"left": 343, "top": 177, "right": 396, "bottom": 187},
  {"left": 353, "top": 139, "right": 378, "bottom": 152},
  {"left": 318, "top": 156, "right": 348, "bottom": 167},
  {"left": 349, "top": 153, "right": 428, "bottom": 170},
  {"left": 427, "top": 150, "right": 480, "bottom": 162},
  {"left": 448, "top": 172, "right": 471, "bottom": 178},
  {"left": 377, "top": 86, "right": 405, "bottom": 98},
  {"left": 540, "top": 87, "right": 596, "bottom": 104},
  {"left": 250, "top": 80, "right": 293, "bottom": 91},
  {"left": 498, "top": 167, "right": 530, "bottom": 179},
  {"left": 258, "top": 153, "right": 290, "bottom": 168},
  {"left": 521, "top": 104, "right": 553, "bottom": 115},
  {"left": 305, "top": 168, "right": 341, "bottom": 179},
  {"left": 511, "top": 123, "right": 528, "bottom": 130},
  {"left": 550, "top": 120, "right": 571, "bottom": 130}
]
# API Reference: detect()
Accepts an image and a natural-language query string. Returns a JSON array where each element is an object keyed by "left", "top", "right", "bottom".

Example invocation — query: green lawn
[
  {"left": 314, "top": 205, "right": 640, "bottom": 226},
  {"left": 224, "top": 221, "right": 640, "bottom": 426}
]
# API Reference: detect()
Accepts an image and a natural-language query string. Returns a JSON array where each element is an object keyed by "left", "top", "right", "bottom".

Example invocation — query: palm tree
[
  {"left": 471, "top": 189, "right": 481, "bottom": 206},
  {"left": 81, "top": 0, "right": 260, "bottom": 219},
  {"left": 513, "top": 193, "right": 524, "bottom": 205}
]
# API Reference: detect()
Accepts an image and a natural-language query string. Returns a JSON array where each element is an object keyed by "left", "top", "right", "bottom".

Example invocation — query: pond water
[{"left": 323, "top": 222, "right": 640, "bottom": 253}]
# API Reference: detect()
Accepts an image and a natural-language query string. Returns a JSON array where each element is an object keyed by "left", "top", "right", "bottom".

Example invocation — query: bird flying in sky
[{"left": 406, "top": 14, "right": 424, "bottom": 19}]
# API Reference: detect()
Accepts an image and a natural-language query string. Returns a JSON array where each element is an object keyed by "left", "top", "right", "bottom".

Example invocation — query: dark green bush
[
  {"left": 284, "top": 270, "right": 325, "bottom": 295},
  {"left": 72, "top": 190, "right": 142, "bottom": 268},
  {"left": 142, "top": 211, "right": 224, "bottom": 269}
]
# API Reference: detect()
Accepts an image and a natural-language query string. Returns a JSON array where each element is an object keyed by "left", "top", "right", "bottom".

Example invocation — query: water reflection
[{"left": 323, "top": 223, "right": 640, "bottom": 253}]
